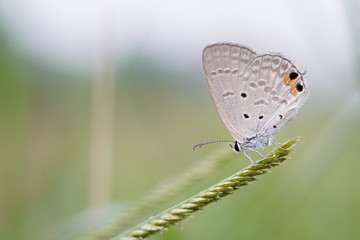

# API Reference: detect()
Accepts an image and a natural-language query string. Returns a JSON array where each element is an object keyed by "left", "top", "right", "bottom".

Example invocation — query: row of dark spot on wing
[
  {"left": 240, "top": 87, "right": 284, "bottom": 128},
  {"left": 239, "top": 56, "right": 297, "bottom": 130},
  {"left": 258, "top": 57, "right": 304, "bottom": 130},
  {"left": 209, "top": 52, "right": 305, "bottom": 131},
  {"left": 240, "top": 92, "right": 287, "bottom": 128},
  {"left": 213, "top": 65, "right": 289, "bottom": 129}
]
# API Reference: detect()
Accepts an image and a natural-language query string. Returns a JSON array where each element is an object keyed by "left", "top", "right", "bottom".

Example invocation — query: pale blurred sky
[{"left": 0, "top": 0, "right": 358, "bottom": 96}]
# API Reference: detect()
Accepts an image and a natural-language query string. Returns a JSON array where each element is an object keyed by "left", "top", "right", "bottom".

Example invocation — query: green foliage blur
[{"left": 1, "top": 6, "right": 360, "bottom": 240}]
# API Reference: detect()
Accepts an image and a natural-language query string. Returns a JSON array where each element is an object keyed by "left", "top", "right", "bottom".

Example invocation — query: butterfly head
[{"left": 230, "top": 141, "right": 242, "bottom": 153}]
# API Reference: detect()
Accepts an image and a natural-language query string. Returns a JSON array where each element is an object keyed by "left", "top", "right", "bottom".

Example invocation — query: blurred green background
[{"left": 0, "top": 0, "right": 359, "bottom": 240}]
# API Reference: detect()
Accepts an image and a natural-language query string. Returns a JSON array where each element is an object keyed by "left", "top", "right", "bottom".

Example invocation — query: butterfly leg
[
  {"left": 271, "top": 139, "right": 285, "bottom": 150},
  {"left": 248, "top": 148, "right": 265, "bottom": 160},
  {"left": 243, "top": 151, "right": 255, "bottom": 164}
]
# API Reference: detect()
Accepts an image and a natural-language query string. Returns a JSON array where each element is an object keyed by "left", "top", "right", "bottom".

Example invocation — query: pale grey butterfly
[{"left": 194, "top": 43, "right": 309, "bottom": 163}]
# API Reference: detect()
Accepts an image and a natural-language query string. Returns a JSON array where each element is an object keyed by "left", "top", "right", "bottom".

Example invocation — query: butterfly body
[{"left": 236, "top": 134, "right": 272, "bottom": 152}]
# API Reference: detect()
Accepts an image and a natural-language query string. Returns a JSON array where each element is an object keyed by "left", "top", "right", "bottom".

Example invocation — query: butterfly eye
[
  {"left": 291, "top": 82, "right": 305, "bottom": 96},
  {"left": 234, "top": 142, "right": 241, "bottom": 152},
  {"left": 243, "top": 114, "right": 249, "bottom": 119},
  {"left": 240, "top": 92, "right": 247, "bottom": 98},
  {"left": 258, "top": 115, "right": 264, "bottom": 119},
  {"left": 284, "top": 71, "right": 299, "bottom": 85}
]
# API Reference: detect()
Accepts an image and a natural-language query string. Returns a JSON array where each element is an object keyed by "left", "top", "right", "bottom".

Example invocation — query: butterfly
[{"left": 194, "top": 43, "right": 309, "bottom": 163}]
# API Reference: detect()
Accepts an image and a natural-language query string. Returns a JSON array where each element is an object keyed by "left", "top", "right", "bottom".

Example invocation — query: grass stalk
[
  {"left": 88, "top": 147, "right": 236, "bottom": 239},
  {"left": 113, "top": 137, "right": 299, "bottom": 240}
]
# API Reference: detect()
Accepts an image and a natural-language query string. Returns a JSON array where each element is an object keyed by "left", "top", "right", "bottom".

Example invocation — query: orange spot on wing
[{"left": 284, "top": 74, "right": 297, "bottom": 85}]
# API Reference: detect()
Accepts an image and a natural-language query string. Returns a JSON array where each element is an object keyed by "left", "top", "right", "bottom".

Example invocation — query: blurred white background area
[{"left": 0, "top": 0, "right": 357, "bottom": 97}]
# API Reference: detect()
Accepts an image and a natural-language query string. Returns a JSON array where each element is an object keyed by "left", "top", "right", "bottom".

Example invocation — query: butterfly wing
[
  {"left": 202, "top": 43, "right": 257, "bottom": 140},
  {"left": 236, "top": 54, "right": 309, "bottom": 138}
]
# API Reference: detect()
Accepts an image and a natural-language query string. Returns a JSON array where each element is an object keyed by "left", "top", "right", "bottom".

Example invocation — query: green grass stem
[{"left": 113, "top": 137, "right": 299, "bottom": 240}]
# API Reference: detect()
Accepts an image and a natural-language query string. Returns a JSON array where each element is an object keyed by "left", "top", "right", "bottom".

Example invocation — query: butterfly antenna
[{"left": 193, "top": 140, "right": 235, "bottom": 150}]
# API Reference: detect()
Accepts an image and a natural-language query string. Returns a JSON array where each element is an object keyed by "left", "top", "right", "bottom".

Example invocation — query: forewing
[
  {"left": 202, "top": 43, "right": 257, "bottom": 139},
  {"left": 235, "top": 54, "right": 309, "bottom": 138}
]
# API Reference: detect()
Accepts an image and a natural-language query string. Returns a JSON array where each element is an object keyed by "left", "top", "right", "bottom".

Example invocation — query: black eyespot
[
  {"left": 289, "top": 71, "right": 299, "bottom": 80},
  {"left": 244, "top": 114, "right": 249, "bottom": 119},
  {"left": 279, "top": 115, "right": 283, "bottom": 119},
  {"left": 273, "top": 125, "right": 277, "bottom": 128},
  {"left": 296, "top": 83, "right": 304, "bottom": 92},
  {"left": 241, "top": 92, "right": 247, "bottom": 98},
  {"left": 258, "top": 115, "right": 263, "bottom": 119}
]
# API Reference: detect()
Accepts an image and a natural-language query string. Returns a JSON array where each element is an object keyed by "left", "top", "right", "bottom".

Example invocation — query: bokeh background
[{"left": 1, "top": 0, "right": 359, "bottom": 239}]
